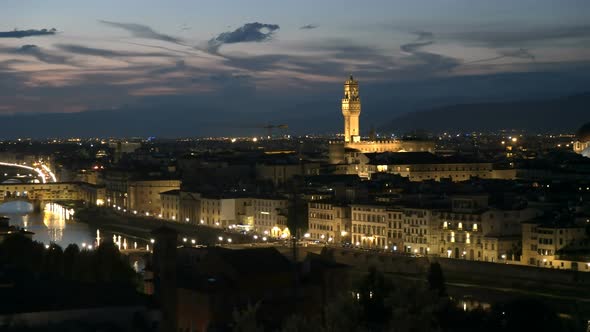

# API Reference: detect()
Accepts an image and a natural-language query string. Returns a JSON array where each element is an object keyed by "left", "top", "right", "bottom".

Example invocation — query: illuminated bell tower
[{"left": 342, "top": 75, "right": 361, "bottom": 143}]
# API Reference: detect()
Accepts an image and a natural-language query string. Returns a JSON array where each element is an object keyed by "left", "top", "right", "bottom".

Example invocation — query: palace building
[
  {"left": 330, "top": 76, "right": 435, "bottom": 164},
  {"left": 573, "top": 122, "right": 590, "bottom": 158}
]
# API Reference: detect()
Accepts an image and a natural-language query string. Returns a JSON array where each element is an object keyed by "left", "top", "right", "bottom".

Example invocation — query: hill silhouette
[{"left": 385, "top": 93, "right": 590, "bottom": 134}]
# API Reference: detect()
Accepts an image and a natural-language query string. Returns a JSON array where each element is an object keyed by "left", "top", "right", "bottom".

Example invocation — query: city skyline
[{"left": 1, "top": 1, "right": 590, "bottom": 137}]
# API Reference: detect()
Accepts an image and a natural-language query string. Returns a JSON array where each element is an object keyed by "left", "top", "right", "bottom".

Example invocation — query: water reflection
[
  {"left": 0, "top": 201, "right": 148, "bottom": 272},
  {"left": 43, "top": 203, "right": 71, "bottom": 242},
  {"left": 0, "top": 201, "right": 92, "bottom": 247}
]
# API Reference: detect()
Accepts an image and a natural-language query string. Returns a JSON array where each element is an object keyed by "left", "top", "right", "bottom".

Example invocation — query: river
[{"left": 0, "top": 201, "right": 96, "bottom": 247}]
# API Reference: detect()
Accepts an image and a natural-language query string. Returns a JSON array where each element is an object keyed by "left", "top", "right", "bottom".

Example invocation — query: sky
[{"left": 1, "top": 0, "right": 590, "bottom": 136}]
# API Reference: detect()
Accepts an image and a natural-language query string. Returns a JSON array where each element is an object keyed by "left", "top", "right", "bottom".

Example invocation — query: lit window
[
  {"left": 473, "top": 223, "right": 478, "bottom": 231},
  {"left": 451, "top": 232, "right": 455, "bottom": 243},
  {"left": 458, "top": 222, "right": 463, "bottom": 230},
  {"left": 443, "top": 221, "right": 448, "bottom": 229}
]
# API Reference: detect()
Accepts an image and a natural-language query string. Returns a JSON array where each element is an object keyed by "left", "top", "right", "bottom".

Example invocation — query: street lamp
[{"left": 150, "top": 238, "right": 155, "bottom": 244}]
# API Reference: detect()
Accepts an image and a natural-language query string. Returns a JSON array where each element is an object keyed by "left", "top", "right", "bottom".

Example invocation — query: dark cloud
[
  {"left": 0, "top": 44, "right": 69, "bottom": 64},
  {"left": 400, "top": 32, "right": 460, "bottom": 74},
  {"left": 17, "top": 45, "right": 69, "bottom": 64},
  {"left": 465, "top": 48, "right": 535, "bottom": 65},
  {"left": 0, "top": 28, "right": 57, "bottom": 38},
  {"left": 300, "top": 24, "right": 319, "bottom": 30},
  {"left": 99, "top": 20, "right": 183, "bottom": 44},
  {"left": 413, "top": 30, "right": 433, "bottom": 41},
  {"left": 207, "top": 22, "right": 280, "bottom": 53},
  {"left": 449, "top": 24, "right": 590, "bottom": 46},
  {"left": 57, "top": 44, "right": 173, "bottom": 58}
]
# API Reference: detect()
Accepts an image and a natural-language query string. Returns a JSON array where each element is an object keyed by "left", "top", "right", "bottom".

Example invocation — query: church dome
[{"left": 577, "top": 122, "right": 590, "bottom": 142}]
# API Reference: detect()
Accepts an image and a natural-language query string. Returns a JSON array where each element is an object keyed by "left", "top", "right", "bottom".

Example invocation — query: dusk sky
[{"left": 1, "top": 0, "right": 590, "bottom": 136}]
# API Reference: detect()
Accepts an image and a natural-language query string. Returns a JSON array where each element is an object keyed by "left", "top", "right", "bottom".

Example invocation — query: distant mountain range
[{"left": 384, "top": 93, "right": 590, "bottom": 134}]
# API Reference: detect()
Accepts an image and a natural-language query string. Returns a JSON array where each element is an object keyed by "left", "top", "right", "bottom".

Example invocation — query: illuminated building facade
[
  {"left": 573, "top": 122, "right": 590, "bottom": 157},
  {"left": 521, "top": 221, "right": 590, "bottom": 271},
  {"left": 307, "top": 201, "right": 351, "bottom": 243}
]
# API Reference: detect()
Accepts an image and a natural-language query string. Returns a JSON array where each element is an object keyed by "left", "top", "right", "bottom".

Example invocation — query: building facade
[
  {"left": 308, "top": 201, "right": 351, "bottom": 243},
  {"left": 522, "top": 221, "right": 589, "bottom": 271},
  {"left": 127, "top": 179, "right": 181, "bottom": 215}
]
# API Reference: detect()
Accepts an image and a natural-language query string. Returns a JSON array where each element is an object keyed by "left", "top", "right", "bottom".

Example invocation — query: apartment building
[
  {"left": 522, "top": 220, "right": 589, "bottom": 271},
  {"left": 308, "top": 201, "right": 351, "bottom": 243}
]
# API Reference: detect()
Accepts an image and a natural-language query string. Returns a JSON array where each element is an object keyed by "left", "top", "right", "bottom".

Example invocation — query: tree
[
  {"left": 427, "top": 262, "right": 446, "bottom": 297},
  {"left": 42, "top": 243, "right": 64, "bottom": 277},
  {"left": 63, "top": 244, "right": 80, "bottom": 280},
  {"left": 354, "top": 266, "right": 394, "bottom": 329},
  {"left": 232, "top": 302, "right": 263, "bottom": 332}
]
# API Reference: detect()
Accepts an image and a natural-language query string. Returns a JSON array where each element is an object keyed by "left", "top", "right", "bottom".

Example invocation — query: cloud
[
  {"left": 99, "top": 20, "right": 183, "bottom": 44},
  {"left": 207, "top": 22, "right": 280, "bottom": 53},
  {"left": 0, "top": 28, "right": 57, "bottom": 38},
  {"left": 465, "top": 48, "right": 535, "bottom": 65},
  {"left": 149, "top": 60, "right": 186, "bottom": 75},
  {"left": 399, "top": 31, "right": 460, "bottom": 75},
  {"left": 17, "top": 45, "right": 70, "bottom": 64},
  {"left": 57, "top": 44, "right": 173, "bottom": 58},
  {"left": 0, "top": 44, "right": 69, "bottom": 64},
  {"left": 413, "top": 30, "right": 433, "bottom": 41},
  {"left": 300, "top": 24, "right": 319, "bottom": 30},
  {"left": 449, "top": 24, "right": 590, "bottom": 46}
]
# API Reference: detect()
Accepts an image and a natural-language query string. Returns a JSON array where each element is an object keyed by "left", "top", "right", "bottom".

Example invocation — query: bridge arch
[{"left": 0, "top": 200, "right": 35, "bottom": 214}]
